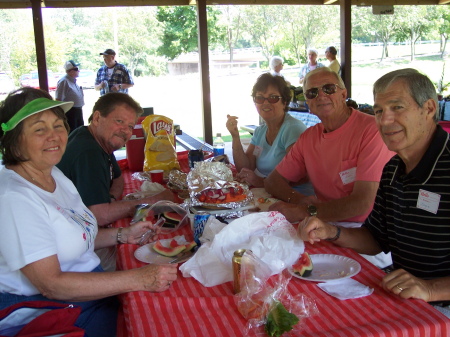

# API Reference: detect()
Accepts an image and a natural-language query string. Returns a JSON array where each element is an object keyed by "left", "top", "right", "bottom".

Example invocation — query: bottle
[{"left": 213, "top": 133, "right": 225, "bottom": 156}]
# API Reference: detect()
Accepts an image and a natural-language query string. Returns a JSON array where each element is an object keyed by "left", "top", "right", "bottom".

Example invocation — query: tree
[
  {"left": 217, "top": 5, "right": 242, "bottom": 64},
  {"left": 435, "top": 6, "right": 450, "bottom": 58},
  {"left": 240, "top": 6, "right": 284, "bottom": 62},
  {"left": 353, "top": 7, "right": 399, "bottom": 61},
  {"left": 156, "top": 6, "right": 225, "bottom": 61},
  {"left": 281, "top": 5, "right": 338, "bottom": 65},
  {"left": 395, "top": 6, "right": 432, "bottom": 61}
]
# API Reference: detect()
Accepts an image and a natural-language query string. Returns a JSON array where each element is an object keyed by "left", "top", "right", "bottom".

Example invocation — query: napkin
[{"left": 317, "top": 278, "right": 373, "bottom": 300}]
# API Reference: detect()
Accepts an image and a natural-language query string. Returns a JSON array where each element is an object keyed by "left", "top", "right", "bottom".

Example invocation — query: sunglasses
[
  {"left": 304, "top": 83, "right": 341, "bottom": 99},
  {"left": 71, "top": 67, "right": 79, "bottom": 72},
  {"left": 253, "top": 95, "right": 283, "bottom": 104}
]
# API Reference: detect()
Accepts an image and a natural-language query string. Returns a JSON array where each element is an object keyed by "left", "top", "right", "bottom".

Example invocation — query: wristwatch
[{"left": 307, "top": 205, "right": 318, "bottom": 216}]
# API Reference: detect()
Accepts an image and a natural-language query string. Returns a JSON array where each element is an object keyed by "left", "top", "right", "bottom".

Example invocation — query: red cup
[{"left": 150, "top": 170, "right": 164, "bottom": 184}]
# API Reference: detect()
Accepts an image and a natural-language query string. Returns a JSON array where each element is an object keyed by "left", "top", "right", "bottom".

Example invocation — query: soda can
[
  {"left": 188, "top": 149, "right": 204, "bottom": 168},
  {"left": 193, "top": 213, "right": 210, "bottom": 246},
  {"left": 232, "top": 249, "right": 246, "bottom": 294}
]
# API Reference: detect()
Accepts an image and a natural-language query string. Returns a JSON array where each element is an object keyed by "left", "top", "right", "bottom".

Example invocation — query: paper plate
[
  {"left": 289, "top": 254, "right": 361, "bottom": 282},
  {"left": 134, "top": 243, "right": 174, "bottom": 264}
]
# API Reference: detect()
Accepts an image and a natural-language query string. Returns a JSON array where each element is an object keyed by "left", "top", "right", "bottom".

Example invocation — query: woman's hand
[
  {"left": 236, "top": 168, "right": 264, "bottom": 187},
  {"left": 226, "top": 114, "right": 240, "bottom": 137},
  {"left": 122, "top": 220, "right": 162, "bottom": 245},
  {"left": 139, "top": 264, "right": 179, "bottom": 292}
]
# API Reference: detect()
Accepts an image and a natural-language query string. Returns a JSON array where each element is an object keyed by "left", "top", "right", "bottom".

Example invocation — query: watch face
[{"left": 308, "top": 205, "right": 317, "bottom": 216}]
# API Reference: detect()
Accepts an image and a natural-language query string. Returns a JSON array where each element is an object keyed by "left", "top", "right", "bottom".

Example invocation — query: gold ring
[{"left": 396, "top": 285, "right": 403, "bottom": 292}]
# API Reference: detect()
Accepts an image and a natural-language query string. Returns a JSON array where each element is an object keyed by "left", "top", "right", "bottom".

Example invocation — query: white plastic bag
[{"left": 179, "top": 211, "right": 304, "bottom": 287}]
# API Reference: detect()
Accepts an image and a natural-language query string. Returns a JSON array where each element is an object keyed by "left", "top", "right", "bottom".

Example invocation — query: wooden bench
[
  {"left": 240, "top": 124, "right": 258, "bottom": 135},
  {"left": 176, "top": 132, "right": 214, "bottom": 152}
]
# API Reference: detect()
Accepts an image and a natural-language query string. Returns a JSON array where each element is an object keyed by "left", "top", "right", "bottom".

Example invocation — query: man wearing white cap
[
  {"left": 95, "top": 49, "right": 134, "bottom": 96},
  {"left": 56, "top": 60, "right": 84, "bottom": 132}
]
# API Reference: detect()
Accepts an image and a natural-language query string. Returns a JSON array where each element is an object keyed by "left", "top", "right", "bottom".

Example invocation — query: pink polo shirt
[{"left": 276, "top": 109, "right": 394, "bottom": 222}]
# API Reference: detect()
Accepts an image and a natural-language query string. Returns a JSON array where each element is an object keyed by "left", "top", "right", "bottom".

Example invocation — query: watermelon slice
[
  {"left": 292, "top": 252, "right": 313, "bottom": 277},
  {"left": 153, "top": 240, "right": 186, "bottom": 257},
  {"left": 161, "top": 212, "right": 184, "bottom": 228},
  {"left": 184, "top": 241, "right": 197, "bottom": 252}
]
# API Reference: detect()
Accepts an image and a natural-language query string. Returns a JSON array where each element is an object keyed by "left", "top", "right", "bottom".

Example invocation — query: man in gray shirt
[{"left": 56, "top": 60, "right": 85, "bottom": 132}]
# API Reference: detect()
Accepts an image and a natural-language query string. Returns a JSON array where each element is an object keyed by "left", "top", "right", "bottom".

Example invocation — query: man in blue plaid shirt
[{"left": 95, "top": 49, "right": 134, "bottom": 96}]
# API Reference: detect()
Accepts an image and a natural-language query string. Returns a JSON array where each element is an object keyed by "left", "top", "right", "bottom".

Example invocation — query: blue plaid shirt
[{"left": 95, "top": 62, "right": 134, "bottom": 96}]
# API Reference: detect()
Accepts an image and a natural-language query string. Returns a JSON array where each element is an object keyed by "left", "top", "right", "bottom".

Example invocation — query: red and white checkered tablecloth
[{"left": 115, "top": 168, "right": 450, "bottom": 337}]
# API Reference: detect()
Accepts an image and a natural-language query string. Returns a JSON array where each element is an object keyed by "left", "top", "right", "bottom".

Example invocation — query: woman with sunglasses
[
  {"left": 226, "top": 73, "right": 308, "bottom": 188},
  {"left": 0, "top": 88, "right": 178, "bottom": 337}
]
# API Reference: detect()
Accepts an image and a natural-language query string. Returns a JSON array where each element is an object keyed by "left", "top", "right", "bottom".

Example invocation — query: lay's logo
[{"left": 151, "top": 120, "right": 173, "bottom": 136}]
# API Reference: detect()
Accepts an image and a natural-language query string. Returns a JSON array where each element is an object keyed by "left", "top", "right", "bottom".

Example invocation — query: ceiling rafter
[{"left": 0, "top": 0, "right": 447, "bottom": 8}]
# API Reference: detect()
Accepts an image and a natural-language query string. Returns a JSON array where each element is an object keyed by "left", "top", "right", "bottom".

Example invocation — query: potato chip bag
[{"left": 142, "top": 115, "right": 180, "bottom": 172}]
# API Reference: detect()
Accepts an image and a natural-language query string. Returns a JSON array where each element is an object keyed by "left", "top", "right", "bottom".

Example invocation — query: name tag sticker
[
  {"left": 253, "top": 146, "right": 262, "bottom": 158},
  {"left": 339, "top": 167, "right": 356, "bottom": 185},
  {"left": 417, "top": 189, "right": 441, "bottom": 214}
]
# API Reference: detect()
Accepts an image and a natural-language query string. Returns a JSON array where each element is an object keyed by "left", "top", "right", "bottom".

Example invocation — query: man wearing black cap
[
  {"left": 95, "top": 49, "right": 134, "bottom": 96},
  {"left": 56, "top": 60, "right": 85, "bottom": 132}
]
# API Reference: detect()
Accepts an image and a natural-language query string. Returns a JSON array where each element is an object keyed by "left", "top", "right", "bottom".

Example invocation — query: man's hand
[
  {"left": 382, "top": 269, "right": 433, "bottom": 302},
  {"left": 269, "top": 201, "right": 308, "bottom": 223},
  {"left": 297, "top": 216, "right": 336, "bottom": 244}
]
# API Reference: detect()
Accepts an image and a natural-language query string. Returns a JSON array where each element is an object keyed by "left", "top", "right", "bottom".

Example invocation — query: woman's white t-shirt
[{"left": 0, "top": 166, "right": 99, "bottom": 296}]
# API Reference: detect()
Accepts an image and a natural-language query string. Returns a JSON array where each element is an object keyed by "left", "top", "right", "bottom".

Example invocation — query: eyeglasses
[
  {"left": 71, "top": 68, "right": 79, "bottom": 72},
  {"left": 304, "top": 83, "right": 341, "bottom": 100},
  {"left": 253, "top": 95, "right": 283, "bottom": 104}
]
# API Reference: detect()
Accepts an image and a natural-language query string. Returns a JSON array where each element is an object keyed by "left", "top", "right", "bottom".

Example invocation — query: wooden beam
[
  {"left": 340, "top": 0, "right": 351, "bottom": 98},
  {"left": 196, "top": 0, "right": 213, "bottom": 146},
  {"left": 42, "top": 0, "right": 192, "bottom": 7},
  {"left": 0, "top": 0, "right": 445, "bottom": 8},
  {"left": 31, "top": 0, "right": 49, "bottom": 92}
]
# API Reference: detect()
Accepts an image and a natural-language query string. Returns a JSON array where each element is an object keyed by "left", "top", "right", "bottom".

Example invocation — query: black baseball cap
[{"left": 100, "top": 49, "right": 116, "bottom": 56}]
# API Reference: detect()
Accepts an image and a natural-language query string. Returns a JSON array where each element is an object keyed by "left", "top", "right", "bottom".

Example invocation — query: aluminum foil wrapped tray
[{"left": 187, "top": 161, "right": 253, "bottom": 209}]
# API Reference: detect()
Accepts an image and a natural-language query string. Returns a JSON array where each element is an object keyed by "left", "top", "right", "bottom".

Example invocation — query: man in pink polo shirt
[
  {"left": 266, "top": 67, "right": 393, "bottom": 222},
  {"left": 265, "top": 68, "right": 394, "bottom": 267}
]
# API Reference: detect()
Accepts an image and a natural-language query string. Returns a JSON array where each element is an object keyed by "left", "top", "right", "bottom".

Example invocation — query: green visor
[{"left": 1, "top": 98, "right": 74, "bottom": 133}]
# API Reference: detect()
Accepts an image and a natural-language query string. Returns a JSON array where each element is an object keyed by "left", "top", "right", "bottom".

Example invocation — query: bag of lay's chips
[{"left": 142, "top": 115, "right": 180, "bottom": 172}]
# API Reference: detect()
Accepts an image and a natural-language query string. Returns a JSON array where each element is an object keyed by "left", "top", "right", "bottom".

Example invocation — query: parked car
[
  {"left": 0, "top": 72, "right": 15, "bottom": 94},
  {"left": 27, "top": 70, "right": 58, "bottom": 91},
  {"left": 19, "top": 74, "right": 31, "bottom": 87},
  {"left": 77, "top": 69, "right": 96, "bottom": 89}
]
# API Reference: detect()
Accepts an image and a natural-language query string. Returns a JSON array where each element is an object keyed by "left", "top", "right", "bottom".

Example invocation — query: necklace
[{"left": 20, "top": 163, "right": 56, "bottom": 192}]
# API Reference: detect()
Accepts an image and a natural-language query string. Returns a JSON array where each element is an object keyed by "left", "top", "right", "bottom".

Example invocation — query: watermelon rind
[
  {"left": 153, "top": 240, "right": 186, "bottom": 257},
  {"left": 292, "top": 252, "right": 313, "bottom": 278}
]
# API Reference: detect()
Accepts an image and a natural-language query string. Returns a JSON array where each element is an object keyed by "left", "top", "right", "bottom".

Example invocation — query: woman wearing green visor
[{"left": 0, "top": 88, "right": 178, "bottom": 336}]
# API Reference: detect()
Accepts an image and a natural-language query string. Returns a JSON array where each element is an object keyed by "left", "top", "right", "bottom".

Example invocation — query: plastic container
[
  {"left": 213, "top": 133, "right": 225, "bottom": 156},
  {"left": 126, "top": 117, "right": 146, "bottom": 172}
]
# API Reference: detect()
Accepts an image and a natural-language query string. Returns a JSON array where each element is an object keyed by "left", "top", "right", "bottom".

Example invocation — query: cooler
[{"left": 126, "top": 117, "right": 146, "bottom": 172}]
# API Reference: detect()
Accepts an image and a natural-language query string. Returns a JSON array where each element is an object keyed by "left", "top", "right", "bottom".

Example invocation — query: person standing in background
[
  {"left": 298, "top": 48, "right": 325, "bottom": 85},
  {"left": 56, "top": 60, "right": 84, "bottom": 132},
  {"left": 325, "top": 46, "right": 341, "bottom": 75},
  {"left": 95, "top": 49, "right": 134, "bottom": 96},
  {"left": 269, "top": 56, "right": 284, "bottom": 77}
]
